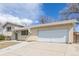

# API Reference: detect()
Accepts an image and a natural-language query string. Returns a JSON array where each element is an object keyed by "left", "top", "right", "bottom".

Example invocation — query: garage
[{"left": 38, "top": 29, "right": 69, "bottom": 43}]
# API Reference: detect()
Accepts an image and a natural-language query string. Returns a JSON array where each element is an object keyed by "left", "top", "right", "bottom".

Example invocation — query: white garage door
[{"left": 38, "top": 29, "right": 69, "bottom": 43}]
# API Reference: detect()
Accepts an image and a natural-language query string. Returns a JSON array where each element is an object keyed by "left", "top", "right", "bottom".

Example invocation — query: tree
[
  {"left": 59, "top": 3, "right": 79, "bottom": 20},
  {"left": 39, "top": 16, "right": 54, "bottom": 24},
  {"left": 39, "top": 16, "right": 46, "bottom": 24}
]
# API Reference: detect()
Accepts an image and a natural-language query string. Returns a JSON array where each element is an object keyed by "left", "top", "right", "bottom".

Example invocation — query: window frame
[
  {"left": 21, "top": 30, "right": 28, "bottom": 35},
  {"left": 7, "top": 27, "right": 11, "bottom": 31}
]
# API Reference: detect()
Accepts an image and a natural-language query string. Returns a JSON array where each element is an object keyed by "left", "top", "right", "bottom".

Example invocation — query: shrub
[{"left": 0, "top": 35, "right": 5, "bottom": 40}]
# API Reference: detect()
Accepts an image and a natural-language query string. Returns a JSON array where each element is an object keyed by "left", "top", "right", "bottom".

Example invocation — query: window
[
  {"left": 7, "top": 27, "right": 11, "bottom": 31},
  {"left": 21, "top": 30, "right": 28, "bottom": 35}
]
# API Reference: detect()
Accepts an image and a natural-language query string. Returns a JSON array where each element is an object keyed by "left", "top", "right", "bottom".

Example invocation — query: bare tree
[
  {"left": 39, "top": 16, "right": 46, "bottom": 24},
  {"left": 39, "top": 16, "right": 54, "bottom": 24},
  {"left": 59, "top": 3, "right": 79, "bottom": 20}
]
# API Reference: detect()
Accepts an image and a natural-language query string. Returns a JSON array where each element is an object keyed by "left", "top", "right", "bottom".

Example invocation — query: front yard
[{"left": 0, "top": 41, "right": 20, "bottom": 49}]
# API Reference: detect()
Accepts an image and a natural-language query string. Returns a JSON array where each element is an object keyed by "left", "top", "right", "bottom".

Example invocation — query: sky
[
  {"left": 42, "top": 3, "right": 66, "bottom": 19},
  {"left": 0, "top": 3, "right": 67, "bottom": 25}
]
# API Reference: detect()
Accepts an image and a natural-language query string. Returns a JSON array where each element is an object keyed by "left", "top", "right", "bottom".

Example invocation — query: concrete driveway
[{"left": 0, "top": 42, "right": 79, "bottom": 56}]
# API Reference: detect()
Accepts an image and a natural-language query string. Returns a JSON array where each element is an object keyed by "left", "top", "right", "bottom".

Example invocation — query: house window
[
  {"left": 7, "top": 27, "right": 11, "bottom": 31},
  {"left": 21, "top": 30, "right": 28, "bottom": 35}
]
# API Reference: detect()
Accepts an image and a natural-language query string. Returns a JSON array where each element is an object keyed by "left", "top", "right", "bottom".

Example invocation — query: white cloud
[
  {"left": 0, "top": 3, "right": 44, "bottom": 25},
  {"left": 0, "top": 3, "right": 43, "bottom": 19},
  {"left": 21, "top": 18, "right": 33, "bottom": 26},
  {"left": 0, "top": 13, "right": 33, "bottom": 26}
]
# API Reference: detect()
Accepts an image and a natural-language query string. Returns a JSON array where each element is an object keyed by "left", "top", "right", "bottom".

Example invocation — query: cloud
[
  {"left": 0, "top": 13, "right": 33, "bottom": 26},
  {"left": 0, "top": 3, "right": 44, "bottom": 25},
  {"left": 0, "top": 3, "right": 43, "bottom": 19}
]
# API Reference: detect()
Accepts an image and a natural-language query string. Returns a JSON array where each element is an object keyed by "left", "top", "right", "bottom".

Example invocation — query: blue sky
[
  {"left": 0, "top": 3, "right": 67, "bottom": 25},
  {"left": 42, "top": 3, "right": 66, "bottom": 19},
  {"left": 33, "top": 3, "right": 67, "bottom": 24}
]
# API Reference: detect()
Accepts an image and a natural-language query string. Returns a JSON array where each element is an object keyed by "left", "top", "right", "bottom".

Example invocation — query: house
[
  {"left": 13, "top": 19, "right": 79, "bottom": 44},
  {"left": 0, "top": 23, "right": 3, "bottom": 35},
  {"left": 2, "top": 22, "right": 24, "bottom": 40}
]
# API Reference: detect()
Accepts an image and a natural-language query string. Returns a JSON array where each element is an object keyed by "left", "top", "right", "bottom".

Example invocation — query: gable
[{"left": 3, "top": 22, "right": 24, "bottom": 28}]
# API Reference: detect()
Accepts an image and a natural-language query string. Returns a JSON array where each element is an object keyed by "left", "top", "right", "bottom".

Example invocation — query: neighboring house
[
  {"left": 0, "top": 23, "right": 3, "bottom": 34},
  {"left": 2, "top": 22, "right": 24, "bottom": 40},
  {"left": 13, "top": 19, "right": 79, "bottom": 44},
  {"left": 0, "top": 26, "right": 3, "bottom": 35}
]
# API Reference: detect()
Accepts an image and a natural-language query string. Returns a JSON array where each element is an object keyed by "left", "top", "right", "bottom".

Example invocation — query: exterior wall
[
  {"left": 73, "top": 32, "right": 79, "bottom": 43},
  {"left": 68, "top": 26, "right": 74, "bottom": 43},
  {"left": 17, "top": 31, "right": 26, "bottom": 41},
  {"left": 28, "top": 28, "right": 38, "bottom": 41},
  {"left": 3, "top": 24, "right": 14, "bottom": 37},
  {"left": 28, "top": 23, "right": 74, "bottom": 43},
  {"left": 76, "top": 35, "right": 79, "bottom": 43},
  {"left": 11, "top": 32, "right": 15, "bottom": 40},
  {"left": 73, "top": 33, "right": 77, "bottom": 43}
]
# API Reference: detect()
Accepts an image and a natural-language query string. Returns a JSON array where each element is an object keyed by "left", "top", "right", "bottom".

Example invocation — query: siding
[{"left": 15, "top": 30, "right": 30, "bottom": 41}]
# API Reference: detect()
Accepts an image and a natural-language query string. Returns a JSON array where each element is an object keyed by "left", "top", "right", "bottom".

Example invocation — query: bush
[{"left": 0, "top": 35, "right": 5, "bottom": 40}]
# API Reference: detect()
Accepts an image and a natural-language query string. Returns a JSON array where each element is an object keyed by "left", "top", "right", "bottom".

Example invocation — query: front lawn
[{"left": 0, "top": 42, "right": 20, "bottom": 49}]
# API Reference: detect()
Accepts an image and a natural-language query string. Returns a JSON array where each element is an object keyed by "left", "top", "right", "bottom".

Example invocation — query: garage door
[{"left": 38, "top": 29, "right": 69, "bottom": 43}]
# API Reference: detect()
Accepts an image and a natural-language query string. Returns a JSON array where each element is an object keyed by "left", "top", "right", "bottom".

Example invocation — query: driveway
[{"left": 0, "top": 42, "right": 79, "bottom": 56}]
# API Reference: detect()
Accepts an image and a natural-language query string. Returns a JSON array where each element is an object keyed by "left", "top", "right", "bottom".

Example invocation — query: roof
[
  {"left": 14, "top": 27, "right": 28, "bottom": 31},
  {"left": 3, "top": 22, "right": 24, "bottom": 28},
  {"left": 30, "top": 19, "right": 78, "bottom": 28},
  {"left": 14, "top": 19, "right": 79, "bottom": 31}
]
